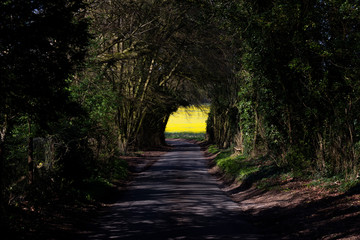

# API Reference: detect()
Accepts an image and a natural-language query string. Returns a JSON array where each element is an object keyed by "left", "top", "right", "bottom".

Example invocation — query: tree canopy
[
  {"left": 0, "top": 0, "right": 89, "bottom": 218},
  {"left": 1, "top": 0, "right": 360, "bottom": 234}
]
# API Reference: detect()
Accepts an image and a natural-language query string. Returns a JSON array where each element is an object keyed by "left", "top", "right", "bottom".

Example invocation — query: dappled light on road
[{"left": 81, "top": 139, "right": 262, "bottom": 239}]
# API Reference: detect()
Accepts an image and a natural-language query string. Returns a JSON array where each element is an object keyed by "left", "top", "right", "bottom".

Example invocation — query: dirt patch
[
  {"left": 202, "top": 146, "right": 360, "bottom": 239},
  {"left": 226, "top": 182, "right": 360, "bottom": 239}
]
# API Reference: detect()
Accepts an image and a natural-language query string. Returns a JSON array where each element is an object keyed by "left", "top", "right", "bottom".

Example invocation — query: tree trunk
[
  {"left": 285, "top": 105, "right": 293, "bottom": 144},
  {"left": 316, "top": 132, "right": 326, "bottom": 172},
  {"left": 27, "top": 120, "right": 34, "bottom": 185},
  {"left": 161, "top": 114, "right": 171, "bottom": 145},
  {"left": 252, "top": 110, "right": 258, "bottom": 157},
  {"left": 0, "top": 141, "right": 5, "bottom": 193},
  {"left": 135, "top": 113, "right": 169, "bottom": 149},
  {"left": 0, "top": 116, "right": 9, "bottom": 215},
  {"left": 0, "top": 142, "right": 5, "bottom": 215}
]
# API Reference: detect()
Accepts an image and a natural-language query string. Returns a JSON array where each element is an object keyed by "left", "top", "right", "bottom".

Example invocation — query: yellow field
[{"left": 165, "top": 105, "right": 210, "bottom": 133}]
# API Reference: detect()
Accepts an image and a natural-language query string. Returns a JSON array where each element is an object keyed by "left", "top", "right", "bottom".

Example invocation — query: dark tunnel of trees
[{"left": 1, "top": 0, "right": 360, "bottom": 232}]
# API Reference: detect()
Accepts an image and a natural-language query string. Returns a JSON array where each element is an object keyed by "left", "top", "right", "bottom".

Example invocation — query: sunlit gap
[{"left": 165, "top": 105, "right": 210, "bottom": 139}]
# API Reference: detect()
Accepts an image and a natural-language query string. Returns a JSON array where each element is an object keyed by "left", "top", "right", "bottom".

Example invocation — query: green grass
[
  {"left": 208, "top": 144, "right": 220, "bottom": 154},
  {"left": 165, "top": 132, "right": 206, "bottom": 141},
  {"left": 209, "top": 145, "right": 289, "bottom": 190},
  {"left": 209, "top": 145, "right": 302, "bottom": 192},
  {"left": 306, "top": 176, "right": 360, "bottom": 193},
  {"left": 216, "top": 154, "right": 260, "bottom": 181},
  {"left": 209, "top": 145, "right": 360, "bottom": 193},
  {"left": 209, "top": 145, "right": 261, "bottom": 181}
]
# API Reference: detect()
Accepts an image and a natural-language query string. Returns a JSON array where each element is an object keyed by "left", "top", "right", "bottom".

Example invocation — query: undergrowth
[
  {"left": 209, "top": 145, "right": 262, "bottom": 182},
  {"left": 208, "top": 145, "right": 360, "bottom": 193},
  {"left": 306, "top": 177, "right": 360, "bottom": 193}
]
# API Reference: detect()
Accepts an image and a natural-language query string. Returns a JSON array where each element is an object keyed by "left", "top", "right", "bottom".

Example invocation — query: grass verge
[
  {"left": 208, "top": 145, "right": 266, "bottom": 184},
  {"left": 208, "top": 144, "right": 360, "bottom": 193}
]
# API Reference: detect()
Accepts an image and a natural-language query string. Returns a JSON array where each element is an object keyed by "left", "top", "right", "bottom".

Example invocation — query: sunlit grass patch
[
  {"left": 217, "top": 155, "right": 260, "bottom": 180},
  {"left": 165, "top": 132, "right": 206, "bottom": 141},
  {"left": 165, "top": 105, "right": 209, "bottom": 133}
]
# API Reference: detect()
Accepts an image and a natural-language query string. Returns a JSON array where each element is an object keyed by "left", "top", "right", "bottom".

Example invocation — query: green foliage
[
  {"left": 165, "top": 132, "right": 205, "bottom": 141},
  {"left": 52, "top": 116, "right": 95, "bottom": 182},
  {"left": 0, "top": 0, "right": 89, "bottom": 123},
  {"left": 4, "top": 123, "right": 28, "bottom": 182},
  {"left": 216, "top": 154, "right": 259, "bottom": 181},
  {"left": 98, "top": 157, "right": 129, "bottom": 181},
  {"left": 284, "top": 144, "right": 313, "bottom": 177},
  {"left": 84, "top": 0, "right": 221, "bottom": 151},
  {"left": 212, "top": 147, "right": 260, "bottom": 181},
  {"left": 2, "top": 0, "right": 360, "bottom": 232},
  {"left": 0, "top": 0, "right": 91, "bottom": 217},
  {"left": 214, "top": 0, "right": 360, "bottom": 180},
  {"left": 207, "top": 145, "right": 220, "bottom": 154},
  {"left": 255, "top": 171, "right": 293, "bottom": 191},
  {"left": 207, "top": 104, "right": 239, "bottom": 149},
  {"left": 80, "top": 176, "right": 115, "bottom": 202},
  {"left": 307, "top": 177, "right": 360, "bottom": 193}
]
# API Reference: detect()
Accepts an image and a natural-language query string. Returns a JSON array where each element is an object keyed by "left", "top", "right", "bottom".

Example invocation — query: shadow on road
[{"left": 79, "top": 140, "right": 264, "bottom": 240}]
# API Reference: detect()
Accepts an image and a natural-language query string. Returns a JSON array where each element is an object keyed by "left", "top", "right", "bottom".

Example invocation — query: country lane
[{"left": 80, "top": 139, "right": 264, "bottom": 240}]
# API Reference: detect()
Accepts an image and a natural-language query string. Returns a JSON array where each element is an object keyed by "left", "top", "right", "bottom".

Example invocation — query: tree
[
  {"left": 82, "top": 0, "right": 224, "bottom": 152},
  {"left": 0, "top": 0, "right": 89, "bottom": 211},
  {"left": 224, "top": 0, "right": 360, "bottom": 178}
]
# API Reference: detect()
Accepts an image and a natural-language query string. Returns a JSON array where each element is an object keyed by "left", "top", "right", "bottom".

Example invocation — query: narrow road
[{"left": 81, "top": 139, "right": 262, "bottom": 239}]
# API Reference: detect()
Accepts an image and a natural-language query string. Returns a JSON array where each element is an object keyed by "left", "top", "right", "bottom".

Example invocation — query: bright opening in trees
[{"left": 165, "top": 105, "right": 210, "bottom": 133}]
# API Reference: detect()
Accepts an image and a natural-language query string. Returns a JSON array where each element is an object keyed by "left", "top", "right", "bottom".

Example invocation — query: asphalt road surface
[{"left": 81, "top": 139, "right": 263, "bottom": 240}]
